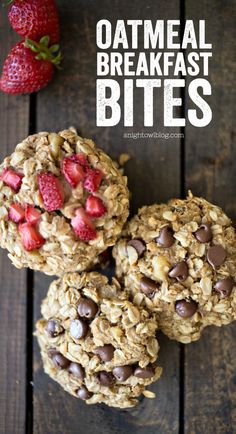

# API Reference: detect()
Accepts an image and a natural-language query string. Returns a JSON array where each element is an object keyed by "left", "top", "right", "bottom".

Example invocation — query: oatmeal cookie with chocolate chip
[
  {"left": 113, "top": 192, "right": 236, "bottom": 343},
  {"left": 35, "top": 272, "right": 162, "bottom": 408},
  {"left": 0, "top": 128, "right": 129, "bottom": 275}
]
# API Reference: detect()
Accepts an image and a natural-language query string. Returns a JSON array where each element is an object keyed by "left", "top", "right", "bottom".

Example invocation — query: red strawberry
[
  {"left": 8, "top": 0, "right": 60, "bottom": 43},
  {"left": 0, "top": 38, "right": 61, "bottom": 95},
  {"left": 9, "top": 203, "right": 25, "bottom": 223},
  {"left": 74, "top": 154, "right": 89, "bottom": 172},
  {"left": 0, "top": 168, "right": 23, "bottom": 191},
  {"left": 85, "top": 195, "right": 106, "bottom": 218},
  {"left": 18, "top": 222, "right": 45, "bottom": 251},
  {"left": 71, "top": 208, "right": 97, "bottom": 241},
  {"left": 25, "top": 204, "right": 41, "bottom": 225},
  {"left": 38, "top": 172, "right": 64, "bottom": 211},
  {"left": 84, "top": 169, "right": 103, "bottom": 193},
  {"left": 62, "top": 155, "right": 86, "bottom": 188}
]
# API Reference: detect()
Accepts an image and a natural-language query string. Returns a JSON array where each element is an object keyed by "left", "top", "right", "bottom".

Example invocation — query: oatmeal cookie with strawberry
[
  {"left": 35, "top": 272, "right": 162, "bottom": 408},
  {"left": 0, "top": 128, "right": 129, "bottom": 275},
  {"left": 113, "top": 192, "right": 236, "bottom": 343}
]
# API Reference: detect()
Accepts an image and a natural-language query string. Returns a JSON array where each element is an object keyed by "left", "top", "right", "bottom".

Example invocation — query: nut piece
[
  {"left": 127, "top": 245, "right": 139, "bottom": 265},
  {"left": 48, "top": 133, "right": 64, "bottom": 157},
  {"left": 152, "top": 255, "right": 170, "bottom": 281}
]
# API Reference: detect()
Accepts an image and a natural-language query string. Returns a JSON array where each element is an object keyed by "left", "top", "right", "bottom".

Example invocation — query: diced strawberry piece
[
  {"left": 85, "top": 195, "right": 106, "bottom": 218},
  {"left": 73, "top": 154, "right": 89, "bottom": 172},
  {"left": 71, "top": 207, "right": 97, "bottom": 241},
  {"left": 62, "top": 155, "right": 86, "bottom": 188},
  {"left": 18, "top": 223, "right": 45, "bottom": 251},
  {"left": 9, "top": 203, "right": 25, "bottom": 223},
  {"left": 25, "top": 204, "right": 41, "bottom": 225},
  {"left": 0, "top": 168, "right": 23, "bottom": 192},
  {"left": 84, "top": 169, "right": 103, "bottom": 193},
  {"left": 38, "top": 172, "right": 64, "bottom": 212}
]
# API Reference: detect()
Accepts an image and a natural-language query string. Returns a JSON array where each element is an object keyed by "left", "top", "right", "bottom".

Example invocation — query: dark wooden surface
[
  {"left": 0, "top": 1, "right": 235, "bottom": 433},
  {"left": 184, "top": 2, "right": 236, "bottom": 433},
  {"left": 0, "top": 11, "right": 29, "bottom": 434}
]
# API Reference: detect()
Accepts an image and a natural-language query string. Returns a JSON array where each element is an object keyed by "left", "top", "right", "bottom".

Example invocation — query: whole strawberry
[
  {"left": 0, "top": 37, "right": 61, "bottom": 94},
  {"left": 8, "top": 0, "right": 60, "bottom": 43}
]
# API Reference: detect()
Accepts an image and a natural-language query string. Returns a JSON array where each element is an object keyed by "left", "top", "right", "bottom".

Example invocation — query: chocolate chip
[
  {"left": 194, "top": 223, "right": 213, "bottom": 243},
  {"left": 52, "top": 352, "right": 70, "bottom": 369},
  {"left": 70, "top": 319, "right": 88, "bottom": 340},
  {"left": 45, "top": 319, "right": 64, "bottom": 338},
  {"left": 96, "top": 371, "right": 114, "bottom": 387},
  {"left": 77, "top": 386, "right": 93, "bottom": 400},
  {"left": 214, "top": 277, "right": 234, "bottom": 298},
  {"left": 140, "top": 276, "right": 160, "bottom": 296},
  {"left": 169, "top": 261, "right": 188, "bottom": 282},
  {"left": 175, "top": 299, "right": 198, "bottom": 318},
  {"left": 156, "top": 226, "right": 175, "bottom": 248},
  {"left": 77, "top": 298, "right": 98, "bottom": 319},
  {"left": 127, "top": 239, "right": 146, "bottom": 257},
  {"left": 207, "top": 245, "right": 227, "bottom": 268},
  {"left": 134, "top": 365, "right": 154, "bottom": 379},
  {"left": 68, "top": 362, "right": 85, "bottom": 380},
  {"left": 94, "top": 345, "right": 115, "bottom": 362},
  {"left": 113, "top": 366, "right": 133, "bottom": 382}
]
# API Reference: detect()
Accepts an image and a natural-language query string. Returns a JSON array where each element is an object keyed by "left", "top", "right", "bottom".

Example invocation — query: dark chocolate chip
[
  {"left": 134, "top": 365, "right": 155, "bottom": 379},
  {"left": 96, "top": 371, "right": 114, "bottom": 387},
  {"left": 77, "top": 298, "right": 98, "bottom": 319},
  {"left": 52, "top": 352, "right": 70, "bottom": 369},
  {"left": 94, "top": 345, "right": 115, "bottom": 362},
  {"left": 77, "top": 386, "right": 93, "bottom": 400},
  {"left": 214, "top": 277, "right": 234, "bottom": 298},
  {"left": 194, "top": 223, "right": 213, "bottom": 243},
  {"left": 140, "top": 276, "right": 160, "bottom": 296},
  {"left": 169, "top": 261, "right": 188, "bottom": 282},
  {"left": 113, "top": 365, "right": 133, "bottom": 382},
  {"left": 68, "top": 362, "right": 85, "bottom": 380},
  {"left": 156, "top": 226, "right": 175, "bottom": 248},
  {"left": 45, "top": 319, "right": 64, "bottom": 338},
  {"left": 175, "top": 299, "right": 198, "bottom": 318},
  {"left": 207, "top": 245, "right": 227, "bottom": 268},
  {"left": 70, "top": 319, "right": 88, "bottom": 339},
  {"left": 127, "top": 239, "right": 146, "bottom": 257}
]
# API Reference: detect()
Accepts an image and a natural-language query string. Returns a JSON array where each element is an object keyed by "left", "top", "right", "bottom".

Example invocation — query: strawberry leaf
[
  {"left": 25, "top": 37, "right": 62, "bottom": 67},
  {"left": 25, "top": 38, "right": 40, "bottom": 52},
  {"left": 40, "top": 35, "right": 50, "bottom": 47},
  {"left": 49, "top": 44, "right": 60, "bottom": 54}
]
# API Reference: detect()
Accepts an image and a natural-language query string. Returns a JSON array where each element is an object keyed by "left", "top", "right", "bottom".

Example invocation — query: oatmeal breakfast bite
[
  {"left": 0, "top": 128, "right": 129, "bottom": 275},
  {"left": 35, "top": 272, "right": 162, "bottom": 408},
  {"left": 113, "top": 192, "right": 236, "bottom": 343}
]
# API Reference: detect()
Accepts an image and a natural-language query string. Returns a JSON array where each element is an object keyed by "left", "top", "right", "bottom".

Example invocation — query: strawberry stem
[{"left": 25, "top": 37, "right": 62, "bottom": 68}]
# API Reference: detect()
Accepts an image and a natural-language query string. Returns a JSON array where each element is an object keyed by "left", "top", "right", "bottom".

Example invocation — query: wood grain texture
[
  {"left": 184, "top": 1, "right": 236, "bottom": 433},
  {"left": 0, "top": 12, "right": 29, "bottom": 434},
  {"left": 33, "top": 1, "right": 181, "bottom": 433}
]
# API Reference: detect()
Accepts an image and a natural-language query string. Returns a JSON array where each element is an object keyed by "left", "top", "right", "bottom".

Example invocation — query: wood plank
[
  {"left": 0, "top": 10, "right": 30, "bottom": 434},
  {"left": 33, "top": 1, "right": 181, "bottom": 433},
  {"left": 184, "top": 1, "right": 236, "bottom": 433}
]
